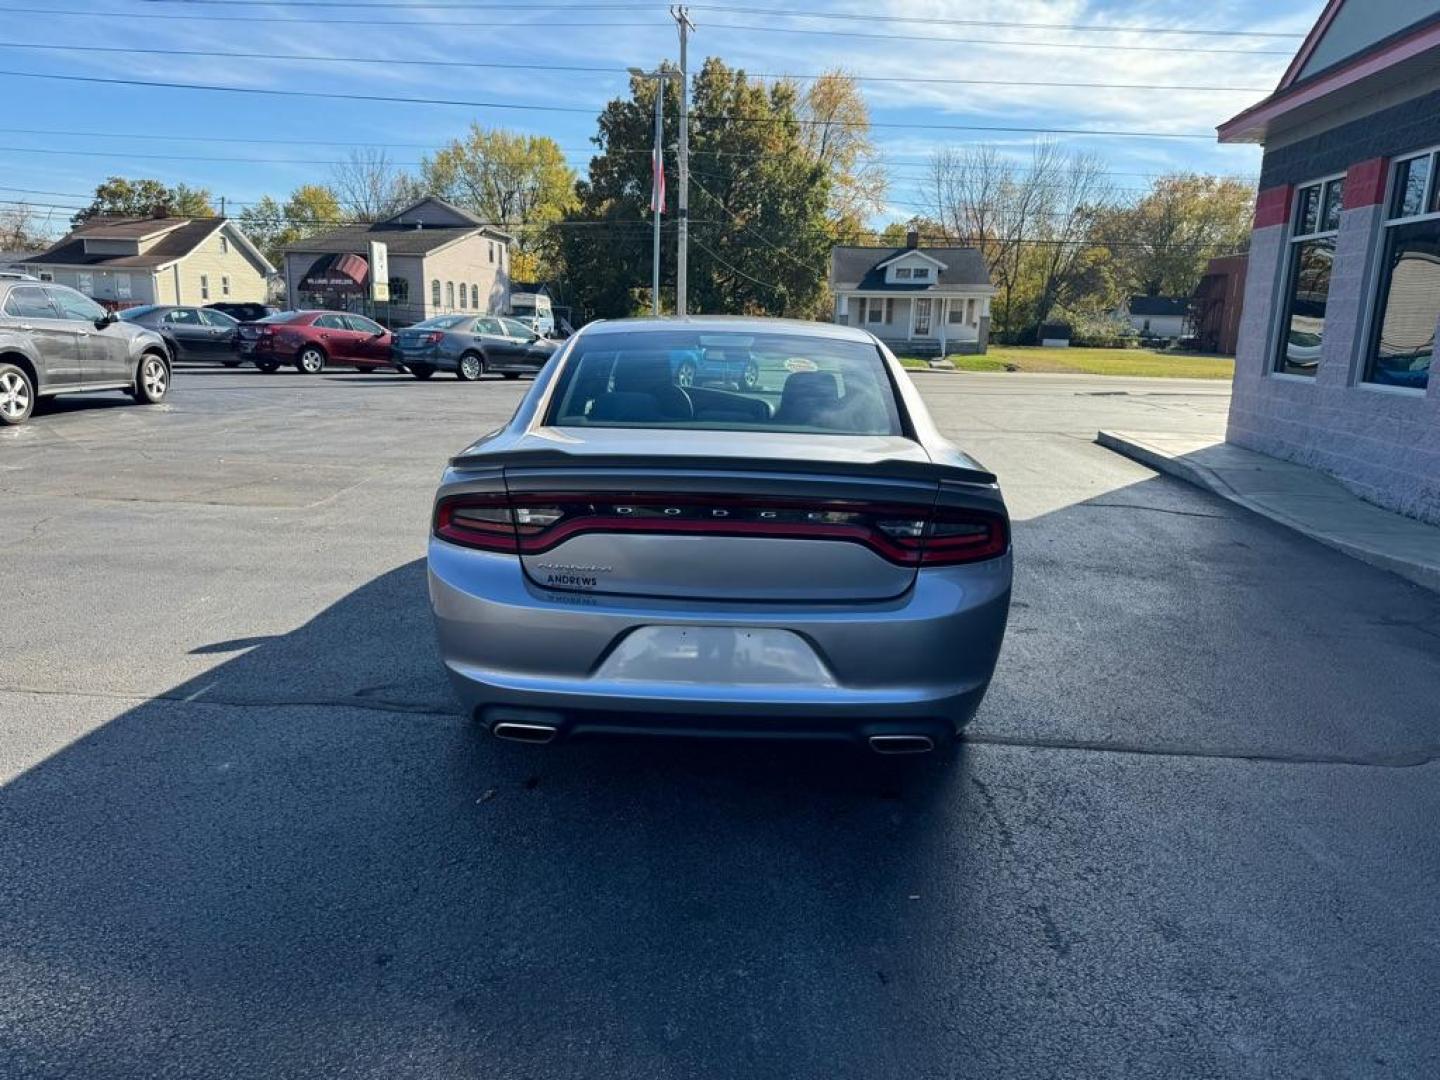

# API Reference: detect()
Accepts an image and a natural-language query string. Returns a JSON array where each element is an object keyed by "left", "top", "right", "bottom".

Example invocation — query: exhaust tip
[
  {"left": 492, "top": 721, "right": 559, "bottom": 745},
  {"left": 868, "top": 734, "right": 935, "bottom": 755}
]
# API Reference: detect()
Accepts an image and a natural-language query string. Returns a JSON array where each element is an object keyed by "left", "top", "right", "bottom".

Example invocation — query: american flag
[{"left": 651, "top": 142, "right": 666, "bottom": 214}]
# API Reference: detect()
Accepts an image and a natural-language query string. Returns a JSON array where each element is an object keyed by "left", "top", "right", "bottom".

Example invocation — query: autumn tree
[
  {"left": 239, "top": 184, "right": 345, "bottom": 266},
  {"left": 422, "top": 126, "right": 576, "bottom": 279},
  {"left": 791, "top": 70, "right": 886, "bottom": 239},
  {"left": 1096, "top": 174, "right": 1255, "bottom": 298},
  {"left": 0, "top": 202, "right": 52, "bottom": 251},
  {"left": 73, "top": 177, "right": 216, "bottom": 224}
]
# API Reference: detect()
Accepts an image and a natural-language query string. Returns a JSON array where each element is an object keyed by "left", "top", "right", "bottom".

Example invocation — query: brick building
[{"left": 1219, "top": 0, "right": 1440, "bottom": 523}]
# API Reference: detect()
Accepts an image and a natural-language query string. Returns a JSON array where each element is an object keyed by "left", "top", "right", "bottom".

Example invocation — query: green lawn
[{"left": 904, "top": 347, "right": 1235, "bottom": 380}]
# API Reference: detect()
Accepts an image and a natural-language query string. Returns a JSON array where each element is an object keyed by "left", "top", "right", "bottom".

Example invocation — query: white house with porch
[{"left": 829, "top": 233, "right": 994, "bottom": 355}]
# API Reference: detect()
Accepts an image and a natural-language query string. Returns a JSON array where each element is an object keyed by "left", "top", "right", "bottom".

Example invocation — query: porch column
[
  {"left": 939, "top": 298, "right": 948, "bottom": 357},
  {"left": 907, "top": 296, "right": 916, "bottom": 342}
]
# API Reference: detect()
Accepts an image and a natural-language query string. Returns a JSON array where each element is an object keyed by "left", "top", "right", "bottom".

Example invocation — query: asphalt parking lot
[{"left": 3, "top": 367, "right": 1438, "bottom": 1079}]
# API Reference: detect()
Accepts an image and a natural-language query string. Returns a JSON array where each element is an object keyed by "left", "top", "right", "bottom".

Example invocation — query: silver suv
[{"left": 0, "top": 281, "right": 171, "bottom": 426}]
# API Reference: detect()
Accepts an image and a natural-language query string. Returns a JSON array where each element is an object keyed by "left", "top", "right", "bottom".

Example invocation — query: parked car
[
  {"left": 670, "top": 344, "right": 761, "bottom": 389},
  {"left": 121, "top": 304, "right": 241, "bottom": 366},
  {"left": 0, "top": 270, "right": 39, "bottom": 281},
  {"left": 0, "top": 280, "right": 171, "bottom": 426},
  {"left": 392, "top": 314, "right": 559, "bottom": 381},
  {"left": 235, "top": 310, "right": 396, "bottom": 374},
  {"left": 206, "top": 302, "right": 278, "bottom": 323},
  {"left": 426, "top": 317, "right": 1012, "bottom": 755}
]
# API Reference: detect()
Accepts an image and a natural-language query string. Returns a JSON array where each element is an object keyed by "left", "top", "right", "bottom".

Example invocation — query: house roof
[
  {"left": 1219, "top": 1, "right": 1440, "bottom": 144},
  {"left": 24, "top": 218, "right": 228, "bottom": 269},
  {"left": 283, "top": 220, "right": 510, "bottom": 257},
  {"left": 1128, "top": 296, "right": 1190, "bottom": 317},
  {"left": 830, "top": 245, "right": 991, "bottom": 291}
]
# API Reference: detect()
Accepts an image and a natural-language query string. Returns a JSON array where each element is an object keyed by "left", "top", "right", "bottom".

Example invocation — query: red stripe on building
[
  {"left": 1345, "top": 158, "right": 1390, "bottom": 209},
  {"left": 1254, "top": 185, "right": 1293, "bottom": 229}
]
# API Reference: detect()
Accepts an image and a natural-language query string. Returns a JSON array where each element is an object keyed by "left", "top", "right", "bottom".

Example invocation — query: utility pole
[{"left": 670, "top": 5, "right": 694, "bottom": 316}]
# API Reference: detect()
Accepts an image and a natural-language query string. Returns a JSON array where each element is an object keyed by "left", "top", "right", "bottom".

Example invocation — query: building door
[{"left": 915, "top": 298, "right": 932, "bottom": 336}]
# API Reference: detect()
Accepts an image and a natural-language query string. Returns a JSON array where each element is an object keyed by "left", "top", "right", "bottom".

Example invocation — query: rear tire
[
  {"left": 255, "top": 359, "right": 280, "bottom": 373},
  {"left": 222, "top": 360, "right": 241, "bottom": 368},
  {"left": 131, "top": 353, "right": 169, "bottom": 405},
  {"left": 297, "top": 347, "right": 326, "bottom": 375},
  {"left": 456, "top": 352, "right": 484, "bottom": 381},
  {"left": 502, "top": 372, "right": 521, "bottom": 380},
  {"left": 409, "top": 365, "right": 435, "bottom": 380},
  {"left": 0, "top": 363, "right": 35, "bottom": 426}
]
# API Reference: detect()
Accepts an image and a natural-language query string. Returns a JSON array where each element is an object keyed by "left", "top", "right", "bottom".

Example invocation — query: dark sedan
[
  {"left": 392, "top": 314, "right": 559, "bottom": 381},
  {"left": 206, "top": 302, "right": 279, "bottom": 323},
  {"left": 120, "top": 305, "right": 242, "bottom": 366}
]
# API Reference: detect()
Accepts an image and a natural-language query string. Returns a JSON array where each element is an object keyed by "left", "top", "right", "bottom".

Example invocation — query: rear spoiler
[{"left": 448, "top": 447, "right": 998, "bottom": 488}]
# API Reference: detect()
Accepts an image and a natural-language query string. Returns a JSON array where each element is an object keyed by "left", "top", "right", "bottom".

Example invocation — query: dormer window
[
  {"left": 895, "top": 267, "right": 912, "bottom": 280},
  {"left": 912, "top": 267, "right": 930, "bottom": 280}
]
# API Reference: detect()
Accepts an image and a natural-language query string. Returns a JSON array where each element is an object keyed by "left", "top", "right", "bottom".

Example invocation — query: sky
[{"left": 0, "top": 0, "right": 1326, "bottom": 237}]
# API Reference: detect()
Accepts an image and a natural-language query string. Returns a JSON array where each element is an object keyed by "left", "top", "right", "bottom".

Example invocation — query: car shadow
[{"left": 5, "top": 476, "right": 1440, "bottom": 1076}]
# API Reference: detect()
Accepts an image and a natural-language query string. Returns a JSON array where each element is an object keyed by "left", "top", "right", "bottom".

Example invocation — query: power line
[
  {"left": 0, "top": 69, "right": 1224, "bottom": 138},
  {"left": 685, "top": 4, "right": 1305, "bottom": 39},
  {"left": 0, "top": 4, "right": 664, "bottom": 28},
  {"left": 0, "top": 41, "right": 1274, "bottom": 93},
  {"left": 677, "top": 20, "right": 1294, "bottom": 56},
  {"left": 123, "top": 0, "right": 1305, "bottom": 39},
  {"left": 690, "top": 237, "right": 786, "bottom": 294}
]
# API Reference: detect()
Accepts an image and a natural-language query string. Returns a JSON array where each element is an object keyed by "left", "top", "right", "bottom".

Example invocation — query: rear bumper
[
  {"left": 428, "top": 538, "right": 1011, "bottom": 744},
  {"left": 392, "top": 344, "right": 454, "bottom": 369}
]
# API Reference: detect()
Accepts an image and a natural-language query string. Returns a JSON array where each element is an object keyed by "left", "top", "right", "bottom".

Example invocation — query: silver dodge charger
[{"left": 427, "top": 317, "right": 1011, "bottom": 754}]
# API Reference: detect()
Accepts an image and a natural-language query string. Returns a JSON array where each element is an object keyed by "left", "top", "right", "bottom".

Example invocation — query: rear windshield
[
  {"left": 413, "top": 315, "right": 470, "bottom": 330},
  {"left": 545, "top": 330, "right": 904, "bottom": 436},
  {"left": 256, "top": 311, "right": 302, "bottom": 324}
]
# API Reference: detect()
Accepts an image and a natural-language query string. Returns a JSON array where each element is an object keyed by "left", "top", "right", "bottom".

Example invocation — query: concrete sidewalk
[{"left": 1098, "top": 430, "right": 1440, "bottom": 595}]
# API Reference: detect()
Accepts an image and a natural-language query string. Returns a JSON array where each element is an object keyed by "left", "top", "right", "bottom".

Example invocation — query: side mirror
[{"left": 95, "top": 310, "right": 117, "bottom": 330}]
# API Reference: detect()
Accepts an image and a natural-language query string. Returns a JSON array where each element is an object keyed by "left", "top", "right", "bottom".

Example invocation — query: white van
[{"left": 509, "top": 292, "right": 555, "bottom": 337}]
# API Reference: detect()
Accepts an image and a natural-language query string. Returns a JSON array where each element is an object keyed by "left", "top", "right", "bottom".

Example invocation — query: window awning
[{"left": 299, "top": 252, "right": 369, "bottom": 291}]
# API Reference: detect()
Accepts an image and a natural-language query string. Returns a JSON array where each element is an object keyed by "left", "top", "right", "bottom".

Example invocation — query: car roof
[{"left": 578, "top": 315, "right": 877, "bottom": 343}]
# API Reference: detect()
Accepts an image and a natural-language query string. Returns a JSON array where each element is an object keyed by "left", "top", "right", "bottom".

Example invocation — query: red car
[{"left": 235, "top": 310, "right": 397, "bottom": 374}]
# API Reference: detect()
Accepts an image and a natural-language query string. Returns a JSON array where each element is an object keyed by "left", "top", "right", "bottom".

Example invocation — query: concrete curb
[{"left": 1097, "top": 430, "right": 1440, "bottom": 596}]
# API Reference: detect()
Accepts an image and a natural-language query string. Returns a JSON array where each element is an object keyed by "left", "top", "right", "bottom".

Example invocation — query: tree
[
  {"left": 72, "top": 177, "right": 216, "bottom": 224},
  {"left": 238, "top": 185, "right": 344, "bottom": 266},
  {"left": 330, "top": 149, "right": 420, "bottom": 222},
  {"left": 422, "top": 126, "right": 576, "bottom": 279},
  {"left": 1096, "top": 174, "right": 1255, "bottom": 298},
  {"left": 925, "top": 143, "right": 1114, "bottom": 341},
  {"left": 562, "top": 58, "right": 834, "bottom": 320},
  {"left": 0, "top": 202, "right": 52, "bottom": 251},
  {"left": 792, "top": 70, "right": 886, "bottom": 237}
]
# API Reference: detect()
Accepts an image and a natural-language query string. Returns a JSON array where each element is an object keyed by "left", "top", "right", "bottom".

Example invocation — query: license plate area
[{"left": 594, "top": 626, "right": 835, "bottom": 687}]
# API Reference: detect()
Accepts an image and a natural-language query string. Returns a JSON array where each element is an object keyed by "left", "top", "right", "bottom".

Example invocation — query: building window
[
  {"left": 488, "top": 241, "right": 495, "bottom": 265},
  {"left": 894, "top": 267, "right": 912, "bottom": 280},
  {"left": 220, "top": 235, "right": 229, "bottom": 255},
  {"left": 115, "top": 272, "right": 131, "bottom": 299},
  {"left": 1364, "top": 149, "right": 1440, "bottom": 390},
  {"left": 37, "top": 270, "right": 53, "bottom": 282},
  {"left": 471, "top": 284, "right": 479, "bottom": 308},
  {"left": 915, "top": 298, "right": 932, "bottom": 336},
  {"left": 912, "top": 267, "right": 930, "bottom": 280},
  {"left": 458, "top": 281, "right": 467, "bottom": 309},
  {"left": 431, "top": 279, "right": 441, "bottom": 307},
  {"left": 1274, "top": 177, "right": 1343, "bottom": 377},
  {"left": 967, "top": 298, "right": 978, "bottom": 324},
  {"left": 200, "top": 274, "right": 210, "bottom": 301},
  {"left": 77, "top": 271, "right": 93, "bottom": 296},
  {"left": 866, "top": 299, "right": 883, "bottom": 324},
  {"left": 221, "top": 275, "right": 231, "bottom": 296},
  {"left": 389, "top": 277, "right": 409, "bottom": 303},
  {"left": 446, "top": 281, "right": 455, "bottom": 308},
  {"left": 948, "top": 304, "right": 964, "bottom": 325}
]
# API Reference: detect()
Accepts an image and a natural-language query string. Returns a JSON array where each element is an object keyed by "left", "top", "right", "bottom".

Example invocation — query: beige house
[
  {"left": 282, "top": 197, "right": 512, "bottom": 324},
  {"left": 830, "top": 233, "right": 995, "bottom": 356},
  {"left": 23, "top": 217, "right": 274, "bottom": 307}
]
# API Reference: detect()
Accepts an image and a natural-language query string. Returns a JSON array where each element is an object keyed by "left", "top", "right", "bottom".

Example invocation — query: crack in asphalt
[
  {"left": 3, "top": 686, "right": 1436, "bottom": 769},
  {"left": 1072, "top": 502, "right": 1228, "bottom": 520}
]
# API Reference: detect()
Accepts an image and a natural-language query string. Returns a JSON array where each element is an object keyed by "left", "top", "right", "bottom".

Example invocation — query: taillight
[
  {"left": 258, "top": 327, "right": 274, "bottom": 338},
  {"left": 424, "top": 331, "right": 444, "bottom": 344},
  {"left": 434, "top": 493, "right": 1008, "bottom": 566}
]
